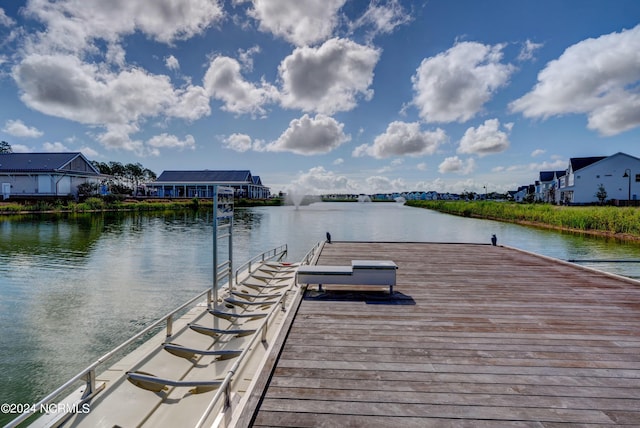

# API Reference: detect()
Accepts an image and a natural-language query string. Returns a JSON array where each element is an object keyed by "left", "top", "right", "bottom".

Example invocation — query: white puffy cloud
[
  {"left": 290, "top": 166, "right": 356, "bottom": 194},
  {"left": 204, "top": 56, "right": 277, "bottom": 116},
  {"left": 167, "top": 85, "right": 211, "bottom": 121},
  {"left": 266, "top": 114, "right": 350, "bottom": 155},
  {"left": 105, "top": 43, "right": 126, "bottom": 67},
  {"left": 78, "top": 146, "right": 99, "bottom": 157},
  {"left": 43, "top": 141, "right": 70, "bottom": 152},
  {"left": 518, "top": 39, "right": 543, "bottom": 61},
  {"left": 0, "top": 8, "right": 16, "bottom": 27},
  {"left": 353, "top": 121, "right": 447, "bottom": 159},
  {"left": 412, "top": 41, "right": 514, "bottom": 123},
  {"left": 223, "top": 133, "right": 254, "bottom": 152},
  {"left": 10, "top": 144, "right": 33, "bottom": 153},
  {"left": 510, "top": 24, "right": 640, "bottom": 136},
  {"left": 13, "top": 53, "right": 211, "bottom": 151},
  {"left": 279, "top": 38, "right": 380, "bottom": 114},
  {"left": 147, "top": 133, "right": 195, "bottom": 150},
  {"left": 349, "top": 0, "right": 411, "bottom": 39},
  {"left": 246, "top": 0, "right": 345, "bottom": 46},
  {"left": 527, "top": 159, "right": 567, "bottom": 171},
  {"left": 238, "top": 45, "right": 261, "bottom": 71},
  {"left": 22, "top": 0, "right": 223, "bottom": 55},
  {"left": 457, "top": 118, "right": 512, "bottom": 157},
  {"left": 2, "top": 119, "right": 43, "bottom": 138},
  {"left": 378, "top": 158, "right": 404, "bottom": 174},
  {"left": 14, "top": 55, "right": 171, "bottom": 124},
  {"left": 494, "top": 157, "right": 567, "bottom": 175},
  {"left": 531, "top": 149, "right": 546, "bottom": 157},
  {"left": 96, "top": 124, "right": 145, "bottom": 153},
  {"left": 365, "top": 175, "right": 406, "bottom": 193},
  {"left": 585, "top": 95, "right": 640, "bottom": 135},
  {"left": 165, "top": 55, "right": 180, "bottom": 71},
  {"left": 438, "top": 156, "right": 476, "bottom": 175},
  {"left": 8, "top": 0, "right": 225, "bottom": 155}
]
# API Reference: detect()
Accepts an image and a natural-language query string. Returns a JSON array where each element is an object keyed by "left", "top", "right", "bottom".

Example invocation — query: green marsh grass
[{"left": 406, "top": 200, "right": 640, "bottom": 237}]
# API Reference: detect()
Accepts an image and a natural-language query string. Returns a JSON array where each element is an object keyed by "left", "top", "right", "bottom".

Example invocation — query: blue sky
[{"left": 1, "top": 0, "right": 639, "bottom": 195}]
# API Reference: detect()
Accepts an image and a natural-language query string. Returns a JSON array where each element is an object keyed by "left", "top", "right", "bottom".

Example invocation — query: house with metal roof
[
  {"left": 147, "top": 170, "right": 270, "bottom": 199},
  {"left": 0, "top": 152, "right": 101, "bottom": 200}
]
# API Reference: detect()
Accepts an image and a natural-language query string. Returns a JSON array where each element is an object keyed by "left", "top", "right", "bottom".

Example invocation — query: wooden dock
[{"left": 238, "top": 242, "right": 640, "bottom": 427}]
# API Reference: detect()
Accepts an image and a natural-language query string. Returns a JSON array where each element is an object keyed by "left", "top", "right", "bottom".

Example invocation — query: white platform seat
[{"left": 296, "top": 260, "right": 397, "bottom": 293}]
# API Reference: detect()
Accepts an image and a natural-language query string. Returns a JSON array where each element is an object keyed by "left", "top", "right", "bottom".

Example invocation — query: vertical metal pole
[
  {"left": 84, "top": 370, "right": 96, "bottom": 399},
  {"left": 212, "top": 186, "right": 218, "bottom": 306},
  {"left": 166, "top": 314, "right": 173, "bottom": 337},
  {"left": 228, "top": 202, "right": 233, "bottom": 291}
]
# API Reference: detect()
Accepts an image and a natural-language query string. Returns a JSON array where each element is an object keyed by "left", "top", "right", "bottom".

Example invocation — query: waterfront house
[
  {"left": 0, "top": 152, "right": 101, "bottom": 200},
  {"left": 535, "top": 170, "right": 565, "bottom": 203},
  {"left": 404, "top": 191, "right": 426, "bottom": 200},
  {"left": 557, "top": 152, "right": 640, "bottom": 204},
  {"left": 147, "top": 170, "right": 270, "bottom": 199},
  {"left": 513, "top": 186, "right": 526, "bottom": 202}
]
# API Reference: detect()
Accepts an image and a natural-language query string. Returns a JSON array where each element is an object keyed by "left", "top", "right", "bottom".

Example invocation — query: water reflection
[{"left": 0, "top": 214, "right": 102, "bottom": 258}]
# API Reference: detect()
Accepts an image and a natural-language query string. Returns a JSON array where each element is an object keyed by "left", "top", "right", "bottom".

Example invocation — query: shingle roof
[
  {"left": 539, "top": 170, "right": 568, "bottom": 182},
  {"left": 570, "top": 156, "right": 606, "bottom": 172},
  {"left": 0, "top": 152, "right": 97, "bottom": 174},
  {"left": 539, "top": 171, "right": 556, "bottom": 182},
  {"left": 155, "top": 170, "right": 254, "bottom": 183}
]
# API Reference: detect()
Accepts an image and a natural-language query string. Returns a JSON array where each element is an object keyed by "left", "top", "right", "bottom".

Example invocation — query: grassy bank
[
  {"left": 0, "top": 197, "right": 282, "bottom": 215},
  {"left": 406, "top": 200, "right": 640, "bottom": 240}
]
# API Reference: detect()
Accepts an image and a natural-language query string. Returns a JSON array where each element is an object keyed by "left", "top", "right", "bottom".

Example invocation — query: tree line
[{"left": 90, "top": 161, "right": 157, "bottom": 195}]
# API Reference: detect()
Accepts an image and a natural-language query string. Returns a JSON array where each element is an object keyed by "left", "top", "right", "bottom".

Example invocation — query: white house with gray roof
[
  {"left": 556, "top": 152, "right": 640, "bottom": 204},
  {"left": 0, "top": 152, "right": 101, "bottom": 200},
  {"left": 535, "top": 170, "right": 566, "bottom": 203}
]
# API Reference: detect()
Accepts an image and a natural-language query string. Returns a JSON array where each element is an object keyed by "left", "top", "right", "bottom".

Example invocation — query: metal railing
[
  {"left": 5, "top": 244, "right": 290, "bottom": 428},
  {"left": 194, "top": 272, "right": 293, "bottom": 427},
  {"left": 194, "top": 241, "right": 322, "bottom": 427},
  {"left": 301, "top": 240, "right": 324, "bottom": 265},
  {"left": 234, "top": 244, "right": 288, "bottom": 286},
  {"left": 193, "top": 240, "right": 324, "bottom": 427}
]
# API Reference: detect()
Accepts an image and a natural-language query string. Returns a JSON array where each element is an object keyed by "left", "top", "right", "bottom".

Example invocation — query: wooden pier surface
[{"left": 244, "top": 242, "right": 640, "bottom": 427}]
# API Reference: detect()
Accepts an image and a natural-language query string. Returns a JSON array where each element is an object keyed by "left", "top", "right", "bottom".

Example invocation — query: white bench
[{"left": 296, "top": 260, "right": 398, "bottom": 294}]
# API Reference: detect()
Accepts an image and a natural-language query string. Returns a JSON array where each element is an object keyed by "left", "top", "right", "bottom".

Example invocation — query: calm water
[{"left": 2, "top": 202, "right": 640, "bottom": 422}]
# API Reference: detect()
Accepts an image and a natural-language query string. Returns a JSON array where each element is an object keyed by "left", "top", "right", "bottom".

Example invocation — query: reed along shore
[{"left": 406, "top": 200, "right": 640, "bottom": 242}]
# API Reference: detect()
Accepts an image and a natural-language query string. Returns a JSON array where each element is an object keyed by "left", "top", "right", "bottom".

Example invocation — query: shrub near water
[
  {"left": 80, "top": 197, "right": 105, "bottom": 211},
  {"left": 406, "top": 200, "right": 640, "bottom": 237}
]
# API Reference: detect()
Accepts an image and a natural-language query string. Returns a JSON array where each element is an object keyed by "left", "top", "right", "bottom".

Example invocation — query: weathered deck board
[{"left": 248, "top": 242, "right": 640, "bottom": 426}]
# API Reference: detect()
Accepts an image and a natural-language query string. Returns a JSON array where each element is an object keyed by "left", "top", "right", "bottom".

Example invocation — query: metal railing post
[
  {"left": 166, "top": 314, "right": 173, "bottom": 337},
  {"left": 224, "top": 382, "right": 232, "bottom": 408},
  {"left": 84, "top": 369, "right": 96, "bottom": 398}
]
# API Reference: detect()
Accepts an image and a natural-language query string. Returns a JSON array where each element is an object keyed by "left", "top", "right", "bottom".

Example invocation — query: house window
[{"left": 636, "top": 174, "right": 640, "bottom": 182}]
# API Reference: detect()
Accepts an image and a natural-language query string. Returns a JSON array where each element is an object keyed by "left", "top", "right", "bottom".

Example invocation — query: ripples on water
[{"left": 1, "top": 203, "right": 640, "bottom": 421}]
